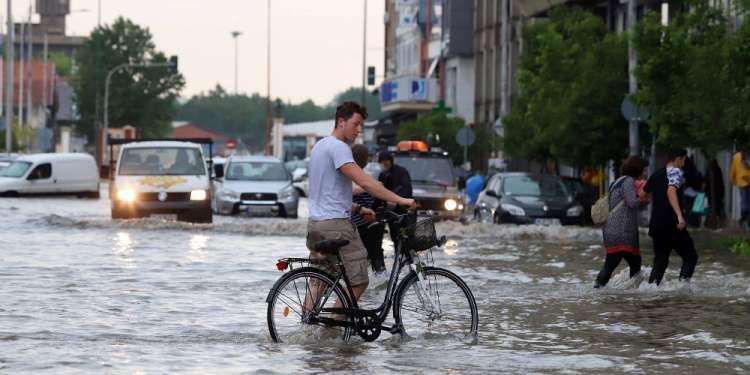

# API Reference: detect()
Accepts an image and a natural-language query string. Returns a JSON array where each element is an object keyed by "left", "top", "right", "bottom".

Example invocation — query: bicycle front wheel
[
  {"left": 267, "top": 267, "right": 352, "bottom": 343},
  {"left": 393, "top": 267, "right": 478, "bottom": 340}
]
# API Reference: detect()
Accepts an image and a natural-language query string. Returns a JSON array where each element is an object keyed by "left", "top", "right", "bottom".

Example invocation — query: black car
[
  {"left": 475, "top": 172, "right": 585, "bottom": 225},
  {"left": 562, "top": 176, "right": 596, "bottom": 225}
]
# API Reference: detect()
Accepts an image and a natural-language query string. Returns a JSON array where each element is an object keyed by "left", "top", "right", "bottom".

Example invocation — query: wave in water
[{"left": 36, "top": 214, "right": 604, "bottom": 241}]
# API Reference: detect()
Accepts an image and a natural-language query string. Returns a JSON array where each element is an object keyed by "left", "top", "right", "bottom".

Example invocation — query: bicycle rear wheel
[
  {"left": 393, "top": 267, "right": 478, "bottom": 340},
  {"left": 267, "top": 268, "right": 352, "bottom": 343}
]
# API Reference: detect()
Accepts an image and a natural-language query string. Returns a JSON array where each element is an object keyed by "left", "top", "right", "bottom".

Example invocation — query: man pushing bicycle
[{"left": 306, "top": 101, "right": 416, "bottom": 303}]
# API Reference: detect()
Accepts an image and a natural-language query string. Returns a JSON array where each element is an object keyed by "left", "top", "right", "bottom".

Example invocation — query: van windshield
[
  {"left": 0, "top": 161, "right": 32, "bottom": 178},
  {"left": 119, "top": 147, "right": 205, "bottom": 176},
  {"left": 394, "top": 155, "right": 455, "bottom": 186}
]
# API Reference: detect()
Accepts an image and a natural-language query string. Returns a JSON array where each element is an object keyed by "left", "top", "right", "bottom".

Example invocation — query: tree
[
  {"left": 633, "top": 1, "right": 733, "bottom": 155},
  {"left": 396, "top": 113, "right": 493, "bottom": 166},
  {"left": 75, "top": 17, "right": 185, "bottom": 140},
  {"left": 503, "top": 6, "right": 629, "bottom": 168},
  {"left": 48, "top": 53, "right": 72, "bottom": 77},
  {"left": 330, "top": 87, "right": 383, "bottom": 120}
]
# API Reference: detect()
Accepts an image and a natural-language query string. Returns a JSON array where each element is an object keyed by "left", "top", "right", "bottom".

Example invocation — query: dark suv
[{"left": 392, "top": 147, "right": 463, "bottom": 220}]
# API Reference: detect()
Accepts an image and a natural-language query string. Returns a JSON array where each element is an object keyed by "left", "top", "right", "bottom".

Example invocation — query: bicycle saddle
[{"left": 314, "top": 239, "right": 349, "bottom": 254}]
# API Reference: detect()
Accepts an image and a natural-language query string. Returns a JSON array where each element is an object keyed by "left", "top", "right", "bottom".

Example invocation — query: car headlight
[
  {"left": 444, "top": 198, "right": 458, "bottom": 211},
  {"left": 567, "top": 204, "right": 583, "bottom": 217},
  {"left": 117, "top": 188, "right": 136, "bottom": 202},
  {"left": 278, "top": 185, "right": 295, "bottom": 201},
  {"left": 501, "top": 203, "right": 526, "bottom": 216},
  {"left": 190, "top": 189, "right": 207, "bottom": 201},
  {"left": 219, "top": 188, "right": 239, "bottom": 200}
]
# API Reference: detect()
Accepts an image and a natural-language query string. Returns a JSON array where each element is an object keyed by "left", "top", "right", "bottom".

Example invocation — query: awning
[{"left": 515, "top": 0, "right": 572, "bottom": 17}]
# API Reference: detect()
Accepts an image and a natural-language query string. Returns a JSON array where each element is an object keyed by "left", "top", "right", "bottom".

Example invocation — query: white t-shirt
[{"left": 308, "top": 136, "right": 355, "bottom": 221}]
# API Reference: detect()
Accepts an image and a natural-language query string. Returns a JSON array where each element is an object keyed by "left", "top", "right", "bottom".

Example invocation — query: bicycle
[{"left": 266, "top": 209, "right": 478, "bottom": 343}]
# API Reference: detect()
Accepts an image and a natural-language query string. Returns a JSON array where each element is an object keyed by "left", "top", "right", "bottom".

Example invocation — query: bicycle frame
[{"left": 312, "top": 221, "right": 428, "bottom": 335}]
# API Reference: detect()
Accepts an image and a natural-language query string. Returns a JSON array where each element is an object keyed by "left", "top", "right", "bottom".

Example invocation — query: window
[
  {"left": 28, "top": 163, "right": 52, "bottom": 180},
  {"left": 503, "top": 175, "right": 568, "bottom": 197},
  {"left": 0, "top": 161, "right": 32, "bottom": 178}
]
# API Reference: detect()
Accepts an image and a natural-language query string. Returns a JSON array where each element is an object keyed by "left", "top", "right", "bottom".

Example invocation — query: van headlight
[
  {"left": 278, "top": 185, "right": 295, "bottom": 201},
  {"left": 190, "top": 189, "right": 207, "bottom": 201},
  {"left": 567, "top": 204, "right": 583, "bottom": 217},
  {"left": 501, "top": 203, "right": 526, "bottom": 216},
  {"left": 117, "top": 188, "right": 136, "bottom": 202},
  {"left": 444, "top": 198, "right": 458, "bottom": 211}
]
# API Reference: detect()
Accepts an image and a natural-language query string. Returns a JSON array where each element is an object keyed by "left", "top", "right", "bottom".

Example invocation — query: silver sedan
[{"left": 212, "top": 156, "right": 299, "bottom": 218}]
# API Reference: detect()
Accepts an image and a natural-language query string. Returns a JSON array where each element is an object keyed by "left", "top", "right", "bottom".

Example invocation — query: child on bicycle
[{"left": 350, "top": 144, "right": 387, "bottom": 274}]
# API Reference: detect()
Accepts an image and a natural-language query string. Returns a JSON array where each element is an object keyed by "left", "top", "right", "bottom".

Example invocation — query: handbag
[{"left": 591, "top": 176, "right": 627, "bottom": 225}]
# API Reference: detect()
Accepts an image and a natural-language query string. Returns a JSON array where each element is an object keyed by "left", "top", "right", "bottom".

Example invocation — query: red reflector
[{"left": 276, "top": 260, "right": 288, "bottom": 271}]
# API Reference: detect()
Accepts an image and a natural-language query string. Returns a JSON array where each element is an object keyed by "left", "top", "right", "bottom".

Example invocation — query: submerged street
[{"left": 1, "top": 192, "right": 749, "bottom": 373}]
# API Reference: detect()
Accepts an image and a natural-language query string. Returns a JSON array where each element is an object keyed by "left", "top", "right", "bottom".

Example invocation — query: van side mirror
[
  {"left": 214, "top": 164, "right": 224, "bottom": 179},
  {"left": 485, "top": 190, "right": 499, "bottom": 198}
]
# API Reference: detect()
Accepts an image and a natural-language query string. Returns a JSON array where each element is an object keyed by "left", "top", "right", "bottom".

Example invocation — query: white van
[
  {"left": 109, "top": 139, "right": 213, "bottom": 223},
  {"left": 0, "top": 153, "right": 100, "bottom": 197}
]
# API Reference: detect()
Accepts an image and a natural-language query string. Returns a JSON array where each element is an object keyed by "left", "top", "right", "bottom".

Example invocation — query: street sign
[
  {"left": 621, "top": 98, "right": 650, "bottom": 122},
  {"left": 226, "top": 140, "right": 236, "bottom": 149},
  {"left": 456, "top": 127, "right": 476, "bottom": 146},
  {"left": 493, "top": 118, "right": 504, "bottom": 136}
]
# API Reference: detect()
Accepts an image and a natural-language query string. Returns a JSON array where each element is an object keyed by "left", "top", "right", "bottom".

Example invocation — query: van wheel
[{"left": 86, "top": 190, "right": 101, "bottom": 199}]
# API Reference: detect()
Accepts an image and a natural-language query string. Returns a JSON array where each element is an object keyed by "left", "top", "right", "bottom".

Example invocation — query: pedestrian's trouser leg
[
  {"left": 674, "top": 229, "right": 698, "bottom": 281},
  {"left": 623, "top": 252, "right": 642, "bottom": 278},
  {"left": 741, "top": 186, "right": 750, "bottom": 223},
  {"left": 595, "top": 252, "right": 624, "bottom": 288},
  {"left": 649, "top": 232, "right": 671, "bottom": 285},
  {"left": 358, "top": 225, "right": 385, "bottom": 272}
]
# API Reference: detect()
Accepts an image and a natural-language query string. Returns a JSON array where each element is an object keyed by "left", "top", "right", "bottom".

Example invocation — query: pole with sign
[{"left": 456, "top": 127, "right": 476, "bottom": 168}]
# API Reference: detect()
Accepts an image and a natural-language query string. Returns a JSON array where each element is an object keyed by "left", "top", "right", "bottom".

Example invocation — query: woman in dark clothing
[{"left": 595, "top": 156, "right": 649, "bottom": 288}]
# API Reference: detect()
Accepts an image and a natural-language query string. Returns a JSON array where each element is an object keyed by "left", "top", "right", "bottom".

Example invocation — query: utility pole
[
  {"left": 264, "top": 0, "right": 272, "bottom": 155},
  {"left": 26, "top": 4, "right": 32, "bottom": 135},
  {"left": 18, "top": 22, "right": 24, "bottom": 129},
  {"left": 361, "top": 0, "right": 367, "bottom": 106},
  {"left": 231, "top": 31, "right": 242, "bottom": 95},
  {"left": 627, "top": 0, "right": 638, "bottom": 156},
  {"left": 499, "top": 0, "right": 509, "bottom": 119},
  {"left": 4, "top": 0, "right": 13, "bottom": 154},
  {"left": 43, "top": 34, "right": 48, "bottom": 124}
]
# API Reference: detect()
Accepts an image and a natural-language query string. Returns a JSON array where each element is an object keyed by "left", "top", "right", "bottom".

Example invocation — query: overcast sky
[{"left": 13, "top": 0, "right": 385, "bottom": 105}]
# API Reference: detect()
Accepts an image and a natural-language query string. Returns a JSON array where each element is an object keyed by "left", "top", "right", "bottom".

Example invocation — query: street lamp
[{"left": 231, "top": 31, "right": 242, "bottom": 95}]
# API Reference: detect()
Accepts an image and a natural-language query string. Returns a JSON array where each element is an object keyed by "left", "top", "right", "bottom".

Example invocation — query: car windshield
[
  {"left": 0, "top": 161, "right": 31, "bottom": 177},
  {"left": 119, "top": 147, "right": 205, "bottom": 176},
  {"left": 226, "top": 161, "right": 290, "bottom": 181},
  {"left": 503, "top": 175, "right": 569, "bottom": 197},
  {"left": 394, "top": 155, "right": 454, "bottom": 186}
]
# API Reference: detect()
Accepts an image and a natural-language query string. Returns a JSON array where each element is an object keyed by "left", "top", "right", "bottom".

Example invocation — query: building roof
[
  {"left": 283, "top": 120, "right": 334, "bottom": 138},
  {"left": 170, "top": 123, "right": 231, "bottom": 143}
]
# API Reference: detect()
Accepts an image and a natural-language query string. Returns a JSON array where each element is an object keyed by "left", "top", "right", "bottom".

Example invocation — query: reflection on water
[
  {"left": 187, "top": 234, "right": 209, "bottom": 263},
  {"left": 0, "top": 195, "right": 749, "bottom": 373},
  {"left": 113, "top": 231, "right": 135, "bottom": 268}
]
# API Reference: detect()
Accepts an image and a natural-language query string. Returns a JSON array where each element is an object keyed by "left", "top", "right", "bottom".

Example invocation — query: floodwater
[{"left": 1, "top": 191, "right": 749, "bottom": 374}]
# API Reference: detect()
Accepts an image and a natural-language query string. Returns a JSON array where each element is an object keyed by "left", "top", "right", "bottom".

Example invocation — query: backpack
[{"left": 590, "top": 176, "right": 627, "bottom": 225}]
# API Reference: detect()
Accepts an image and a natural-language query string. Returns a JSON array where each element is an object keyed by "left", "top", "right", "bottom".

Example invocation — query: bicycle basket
[{"left": 408, "top": 216, "right": 439, "bottom": 252}]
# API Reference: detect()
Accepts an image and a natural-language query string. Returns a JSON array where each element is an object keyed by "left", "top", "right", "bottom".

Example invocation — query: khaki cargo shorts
[{"left": 306, "top": 218, "right": 369, "bottom": 286}]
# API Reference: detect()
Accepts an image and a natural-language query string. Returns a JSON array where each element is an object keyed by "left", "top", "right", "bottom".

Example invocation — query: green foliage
[
  {"left": 75, "top": 17, "right": 185, "bottom": 140},
  {"left": 176, "top": 87, "right": 381, "bottom": 152},
  {"left": 503, "top": 6, "right": 629, "bottom": 168},
  {"left": 48, "top": 53, "right": 72, "bottom": 77},
  {"left": 396, "top": 113, "right": 486, "bottom": 166},
  {"left": 722, "top": 237, "right": 750, "bottom": 257},
  {"left": 0, "top": 120, "right": 35, "bottom": 152},
  {"left": 633, "top": 1, "right": 734, "bottom": 155}
]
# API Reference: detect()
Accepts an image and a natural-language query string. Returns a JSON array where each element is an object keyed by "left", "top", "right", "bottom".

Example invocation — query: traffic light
[
  {"left": 367, "top": 66, "right": 376, "bottom": 86},
  {"left": 168, "top": 55, "right": 179, "bottom": 74}
]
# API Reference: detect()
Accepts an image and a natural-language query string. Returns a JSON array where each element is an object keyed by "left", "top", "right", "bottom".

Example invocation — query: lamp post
[
  {"left": 264, "top": 0, "right": 272, "bottom": 155},
  {"left": 231, "top": 30, "right": 242, "bottom": 95},
  {"left": 4, "top": 0, "right": 13, "bottom": 154},
  {"left": 361, "top": 0, "right": 367, "bottom": 106}
]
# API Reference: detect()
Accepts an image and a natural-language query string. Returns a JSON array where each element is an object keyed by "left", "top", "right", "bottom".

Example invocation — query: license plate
[
  {"left": 241, "top": 205, "right": 272, "bottom": 214},
  {"left": 534, "top": 218, "right": 560, "bottom": 226},
  {"left": 151, "top": 213, "right": 177, "bottom": 220}
]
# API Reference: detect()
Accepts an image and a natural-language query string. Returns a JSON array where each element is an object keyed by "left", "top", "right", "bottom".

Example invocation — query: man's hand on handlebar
[{"left": 399, "top": 198, "right": 418, "bottom": 212}]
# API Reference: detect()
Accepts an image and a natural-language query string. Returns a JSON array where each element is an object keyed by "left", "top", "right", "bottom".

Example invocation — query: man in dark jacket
[{"left": 377, "top": 151, "right": 414, "bottom": 251}]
